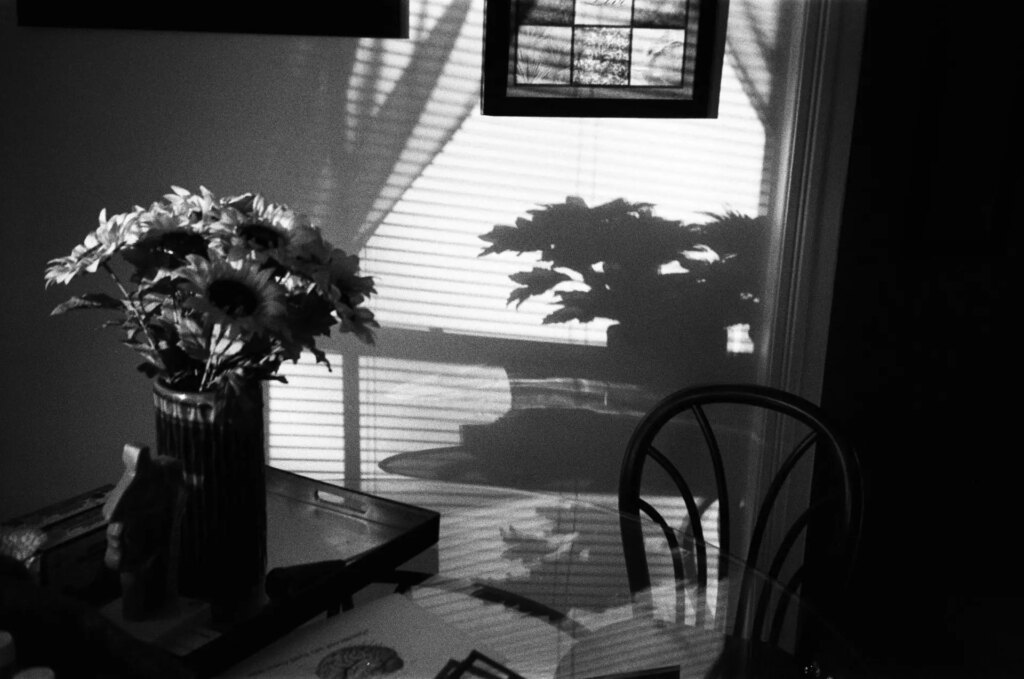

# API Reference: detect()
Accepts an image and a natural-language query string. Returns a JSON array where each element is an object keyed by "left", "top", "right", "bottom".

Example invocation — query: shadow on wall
[{"left": 479, "top": 196, "right": 768, "bottom": 385}]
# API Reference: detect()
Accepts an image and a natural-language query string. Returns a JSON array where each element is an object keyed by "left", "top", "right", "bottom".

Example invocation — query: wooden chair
[{"left": 618, "top": 384, "right": 864, "bottom": 672}]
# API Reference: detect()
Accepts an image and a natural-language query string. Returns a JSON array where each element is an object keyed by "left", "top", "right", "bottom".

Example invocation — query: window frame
[{"left": 267, "top": 0, "right": 869, "bottom": 500}]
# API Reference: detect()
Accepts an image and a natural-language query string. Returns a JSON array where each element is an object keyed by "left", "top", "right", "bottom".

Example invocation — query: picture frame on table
[{"left": 482, "top": 0, "right": 728, "bottom": 117}]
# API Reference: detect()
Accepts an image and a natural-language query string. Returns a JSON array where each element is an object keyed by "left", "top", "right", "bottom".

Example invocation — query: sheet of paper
[{"left": 221, "top": 594, "right": 485, "bottom": 678}]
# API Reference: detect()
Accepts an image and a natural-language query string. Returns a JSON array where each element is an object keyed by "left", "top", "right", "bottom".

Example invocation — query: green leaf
[
  {"left": 175, "top": 317, "right": 209, "bottom": 361},
  {"left": 50, "top": 293, "right": 124, "bottom": 316}
]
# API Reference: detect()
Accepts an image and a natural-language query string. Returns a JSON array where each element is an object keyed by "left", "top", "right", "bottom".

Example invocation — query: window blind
[
  {"left": 358, "top": 356, "right": 512, "bottom": 478},
  {"left": 361, "top": 71, "right": 766, "bottom": 344},
  {"left": 266, "top": 352, "right": 346, "bottom": 476},
  {"left": 268, "top": 0, "right": 776, "bottom": 484}
]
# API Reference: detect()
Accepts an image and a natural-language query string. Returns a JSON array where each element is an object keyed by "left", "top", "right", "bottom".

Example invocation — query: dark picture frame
[
  {"left": 15, "top": 0, "right": 409, "bottom": 38},
  {"left": 482, "top": 0, "right": 728, "bottom": 117}
]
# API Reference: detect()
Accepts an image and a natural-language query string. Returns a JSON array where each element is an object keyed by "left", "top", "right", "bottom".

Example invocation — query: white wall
[
  {"left": 0, "top": 0, "right": 368, "bottom": 517},
  {"left": 0, "top": 0, "right": 864, "bottom": 521}
]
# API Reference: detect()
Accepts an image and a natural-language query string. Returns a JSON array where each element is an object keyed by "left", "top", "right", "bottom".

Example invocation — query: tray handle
[{"left": 313, "top": 489, "right": 369, "bottom": 516}]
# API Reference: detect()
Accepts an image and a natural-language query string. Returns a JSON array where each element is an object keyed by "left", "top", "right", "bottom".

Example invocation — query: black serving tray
[{"left": 106, "top": 466, "right": 440, "bottom": 677}]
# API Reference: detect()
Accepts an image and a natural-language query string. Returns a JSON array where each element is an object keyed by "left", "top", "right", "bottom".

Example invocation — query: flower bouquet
[
  {"left": 44, "top": 185, "right": 377, "bottom": 393},
  {"left": 44, "top": 186, "right": 379, "bottom": 607}
]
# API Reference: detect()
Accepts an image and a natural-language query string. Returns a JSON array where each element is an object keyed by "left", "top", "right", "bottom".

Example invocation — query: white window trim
[
  {"left": 761, "top": 0, "right": 867, "bottom": 402},
  {"left": 743, "top": 0, "right": 867, "bottom": 642}
]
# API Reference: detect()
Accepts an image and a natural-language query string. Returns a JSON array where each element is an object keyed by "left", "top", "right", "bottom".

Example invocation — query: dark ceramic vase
[{"left": 152, "top": 380, "right": 267, "bottom": 613}]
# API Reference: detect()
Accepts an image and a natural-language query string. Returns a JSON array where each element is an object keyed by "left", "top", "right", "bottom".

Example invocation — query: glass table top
[
  {"left": 213, "top": 469, "right": 866, "bottom": 678},
  {"left": 0, "top": 466, "right": 864, "bottom": 678}
]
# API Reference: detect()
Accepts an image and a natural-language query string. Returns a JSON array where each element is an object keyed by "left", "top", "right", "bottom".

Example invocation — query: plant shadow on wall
[{"left": 479, "top": 196, "right": 768, "bottom": 386}]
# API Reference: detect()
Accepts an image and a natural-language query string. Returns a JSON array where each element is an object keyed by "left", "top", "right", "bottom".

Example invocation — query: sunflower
[
  {"left": 180, "top": 255, "right": 287, "bottom": 337},
  {"left": 44, "top": 207, "right": 144, "bottom": 286},
  {"left": 163, "top": 185, "right": 219, "bottom": 225},
  {"left": 220, "top": 193, "right": 311, "bottom": 263},
  {"left": 122, "top": 207, "right": 218, "bottom": 278}
]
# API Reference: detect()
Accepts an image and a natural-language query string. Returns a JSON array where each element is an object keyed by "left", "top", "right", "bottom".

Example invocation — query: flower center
[
  {"left": 157, "top": 231, "right": 208, "bottom": 258},
  {"left": 239, "top": 223, "right": 284, "bottom": 250},
  {"left": 207, "top": 279, "right": 261, "bottom": 317}
]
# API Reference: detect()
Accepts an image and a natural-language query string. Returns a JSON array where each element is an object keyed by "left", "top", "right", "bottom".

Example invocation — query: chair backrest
[{"left": 618, "top": 383, "right": 863, "bottom": 648}]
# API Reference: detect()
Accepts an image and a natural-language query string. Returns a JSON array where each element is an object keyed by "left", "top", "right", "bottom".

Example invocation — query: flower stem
[
  {"left": 199, "top": 323, "right": 227, "bottom": 392},
  {"left": 101, "top": 262, "right": 162, "bottom": 364}
]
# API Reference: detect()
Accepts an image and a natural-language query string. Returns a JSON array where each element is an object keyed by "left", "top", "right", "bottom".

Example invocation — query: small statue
[{"left": 102, "top": 443, "right": 185, "bottom": 621}]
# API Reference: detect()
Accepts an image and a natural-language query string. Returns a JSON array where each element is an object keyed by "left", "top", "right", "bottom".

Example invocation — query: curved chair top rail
[{"left": 618, "top": 383, "right": 864, "bottom": 642}]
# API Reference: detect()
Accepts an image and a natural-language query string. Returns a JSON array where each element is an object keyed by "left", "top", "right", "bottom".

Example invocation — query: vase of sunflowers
[{"left": 44, "top": 186, "right": 377, "bottom": 611}]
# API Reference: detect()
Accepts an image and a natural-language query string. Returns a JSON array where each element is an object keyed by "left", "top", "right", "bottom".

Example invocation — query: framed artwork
[
  {"left": 482, "top": 0, "right": 728, "bottom": 117},
  {"left": 15, "top": 0, "right": 409, "bottom": 38}
]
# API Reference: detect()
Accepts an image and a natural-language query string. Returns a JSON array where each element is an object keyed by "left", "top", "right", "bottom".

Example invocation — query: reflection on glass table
[
  {"left": 0, "top": 469, "right": 864, "bottom": 677},
  {"left": 228, "top": 476, "right": 865, "bottom": 678}
]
